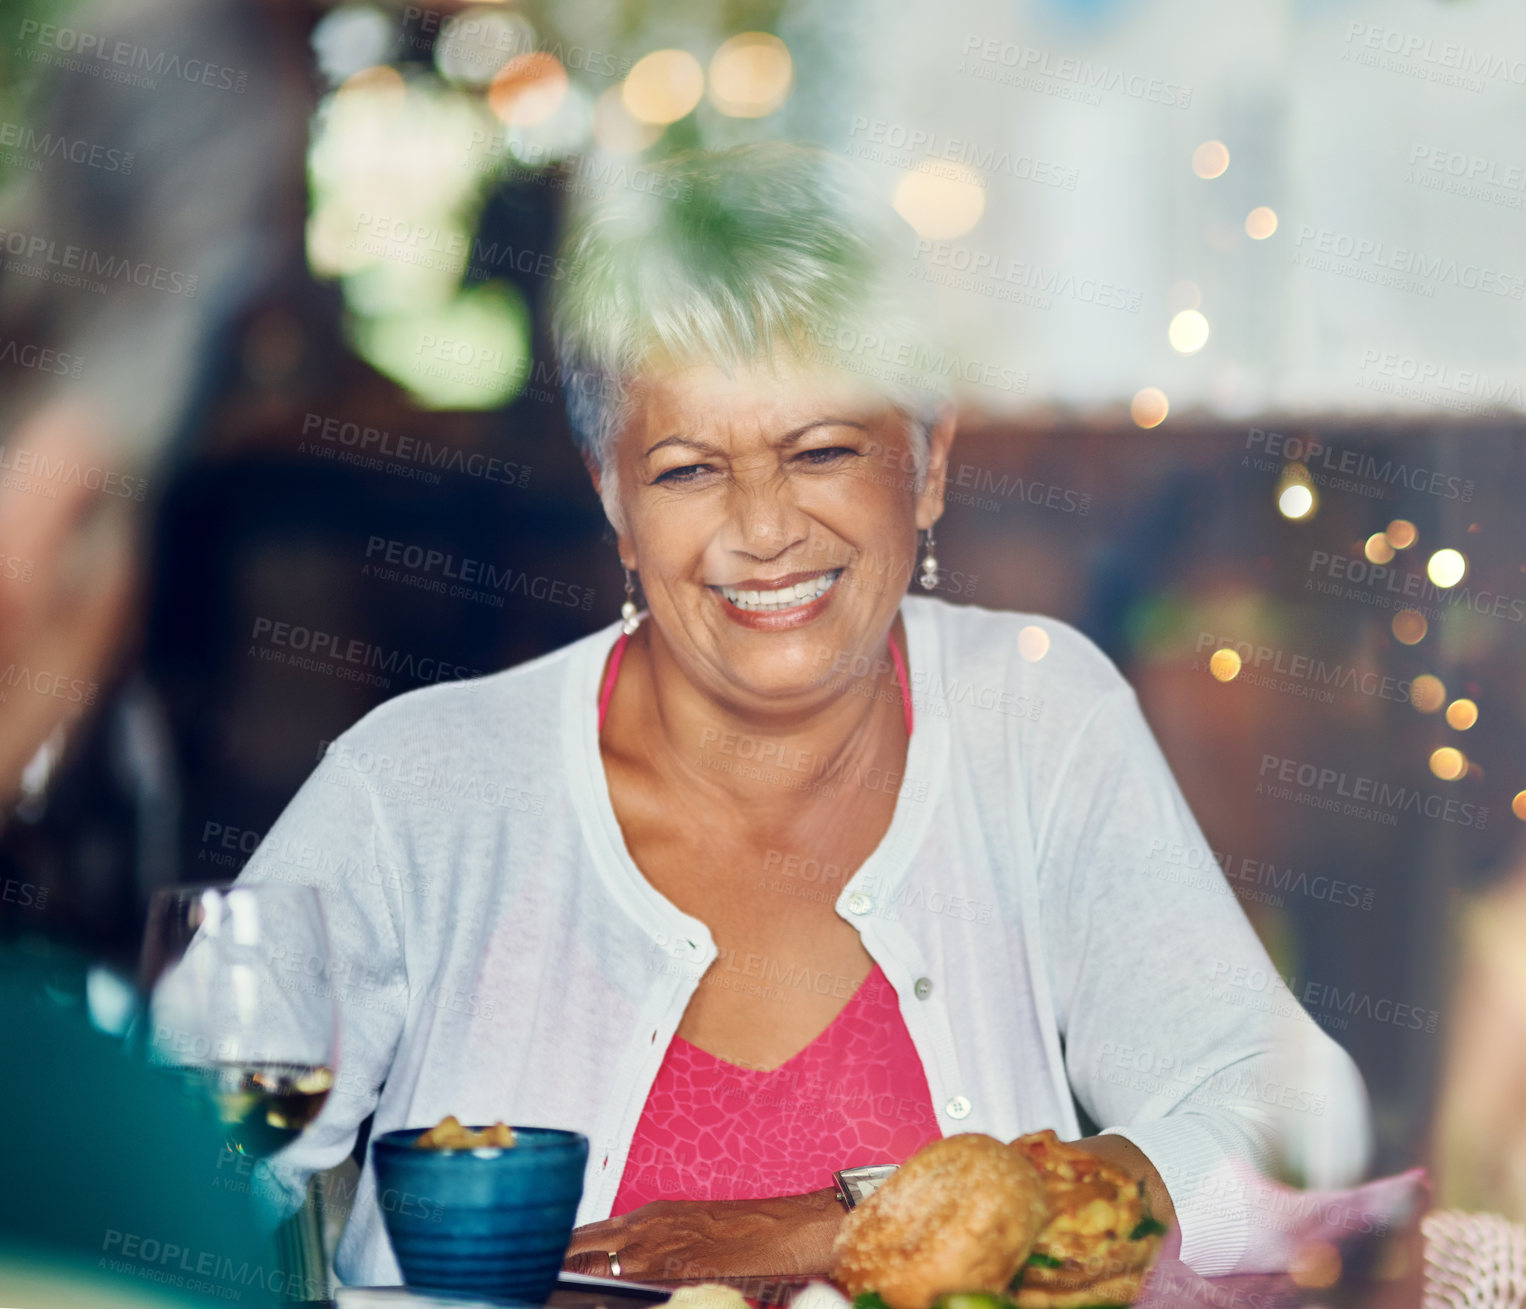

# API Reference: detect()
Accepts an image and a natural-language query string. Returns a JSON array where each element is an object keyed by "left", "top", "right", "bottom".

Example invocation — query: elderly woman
[{"left": 244, "top": 143, "right": 1370, "bottom": 1287}]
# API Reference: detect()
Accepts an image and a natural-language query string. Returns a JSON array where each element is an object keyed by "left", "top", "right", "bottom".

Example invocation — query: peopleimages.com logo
[
  {"left": 1257, "top": 753, "right": 1486, "bottom": 829},
  {"left": 0, "top": 224, "right": 197, "bottom": 297},
  {"left": 1342, "top": 22, "right": 1526, "bottom": 87},
  {"left": 845, "top": 117, "right": 1080, "bottom": 190},
  {"left": 1245, "top": 427, "right": 1474, "bottom": 502},
  {"left": 1290, "top": 225, "right": 1524, "bottom": 299},
  {"left": 957, "top": 35, "right": 1193, "bottom": 108},
  {"left": 911, "top": 239, "right": 1143, "bottom": 315},
  {"left": 1207, "top": 959, "right": 1440, "bottom": 1035},
  {"left": 0, "top": 120, "right": 133, "bottom": 174},
  {"left": 362, "top": 536, "right": 595, "bottom": 612},
  {"left": 1194, "top": 631, "right": 1415, "bottom": 705},
  {"left": 16, "top": 20, "right": 249, "bottom": 93},
  {"left": 1306, "top": 549, "right": 1526, "bottom": 624}
]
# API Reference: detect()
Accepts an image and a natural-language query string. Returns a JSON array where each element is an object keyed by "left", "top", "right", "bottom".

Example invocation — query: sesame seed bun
[{"left": 832, "top": 1134, "right": 1051, "bottom": 1309}]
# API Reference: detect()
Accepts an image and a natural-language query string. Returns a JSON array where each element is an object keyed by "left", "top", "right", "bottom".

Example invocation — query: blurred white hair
[{"left": 550, "top": 143, "right": 952, "bottom": 529}]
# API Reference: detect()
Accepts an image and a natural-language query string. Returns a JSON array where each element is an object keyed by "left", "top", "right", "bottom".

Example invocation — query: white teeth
[{"left": 720, "top": 570, "right": 841, "bottom": 612}]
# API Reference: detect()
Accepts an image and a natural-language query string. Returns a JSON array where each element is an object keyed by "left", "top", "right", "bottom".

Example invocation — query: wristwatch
[{"left": 833, "top": 1164, "right": 899, "bottom": 1211}]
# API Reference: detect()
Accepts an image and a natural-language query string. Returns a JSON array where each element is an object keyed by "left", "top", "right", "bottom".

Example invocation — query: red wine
[{"left": 180, "top": 1062, "right": 334, "bottom": 1157}]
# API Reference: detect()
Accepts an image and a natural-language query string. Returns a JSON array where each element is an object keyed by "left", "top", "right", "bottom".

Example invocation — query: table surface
[
  {"left": 321, "top": 1274, "right": 804, "bottom": 1308},
  {"left": 304, "top": 1252, "right": 1423, "bottom": 1309},
  {"left": 308, "top": 1207, "right": 1431, "bottom": 1309}
]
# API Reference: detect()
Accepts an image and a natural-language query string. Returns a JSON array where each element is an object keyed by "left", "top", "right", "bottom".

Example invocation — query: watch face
[{"left": 833, "top": 1164, "right": 900, "bottom": 1210}]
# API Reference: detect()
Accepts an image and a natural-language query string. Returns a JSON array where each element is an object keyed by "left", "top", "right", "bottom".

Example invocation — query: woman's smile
[{"left": 712, "top": 567, "right": 844, "bottom": 628}]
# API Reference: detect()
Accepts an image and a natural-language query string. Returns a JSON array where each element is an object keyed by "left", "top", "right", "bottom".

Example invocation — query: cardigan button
[
  {"left": 846, "top": 893, "right": 873, "bottom": 915},
  {"left": 914, "top": 977, "right": 933, "bottom": 1000},
  {"left": 945, "top": 1095, "right": 972, "bottom": 1119}
]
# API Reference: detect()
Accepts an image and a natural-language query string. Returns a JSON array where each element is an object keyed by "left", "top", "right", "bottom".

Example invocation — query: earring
[
  {"left": 621, "top": 567, "right": 643, "bottom": 634},
  {"left": 918, "top": 527, "right": 940, "bottom": 591}
]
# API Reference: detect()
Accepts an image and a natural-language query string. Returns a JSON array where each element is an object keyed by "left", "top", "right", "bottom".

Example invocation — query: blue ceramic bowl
[{"left": 371, "top": 1125, "right": 589, "bottom": 1303}]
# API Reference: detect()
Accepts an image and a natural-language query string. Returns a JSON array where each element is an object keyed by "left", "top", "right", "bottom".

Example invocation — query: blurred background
[{"left": 2, "top": 0, "right": 1524, "bottom": 1248}]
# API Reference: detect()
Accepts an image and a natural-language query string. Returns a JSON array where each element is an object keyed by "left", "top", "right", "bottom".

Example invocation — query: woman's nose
[{"left": 721, "top": 472, "right": 809, "bottom": 557}]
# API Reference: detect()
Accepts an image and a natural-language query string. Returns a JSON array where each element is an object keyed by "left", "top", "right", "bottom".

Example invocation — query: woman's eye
[
  {"left": 797, "top": 446, "right": 858, "bottom": 466},
  {"left": 653, "top": 464, "right": 711, "bottom": 484}
]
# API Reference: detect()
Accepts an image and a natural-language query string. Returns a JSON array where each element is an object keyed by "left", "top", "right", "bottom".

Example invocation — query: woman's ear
[{"left": 915, "top": 405, "right": 958, "bottom": 531}]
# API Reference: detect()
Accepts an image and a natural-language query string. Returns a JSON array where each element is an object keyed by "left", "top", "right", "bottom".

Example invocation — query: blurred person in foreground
[
  {"left": 238, "top": 143, "right": 1372, "bottom": 1286},
  {"left": 0, "top": 0, "right": 309, "bottom": 1301}
]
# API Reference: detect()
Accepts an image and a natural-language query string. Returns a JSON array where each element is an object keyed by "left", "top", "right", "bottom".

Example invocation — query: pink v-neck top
[
  {"left": 599, "top": 627, "right": 938, "bottom": 1210},
  {"left": 610, "top": 962, "right": 941, "bottom": 1211}
]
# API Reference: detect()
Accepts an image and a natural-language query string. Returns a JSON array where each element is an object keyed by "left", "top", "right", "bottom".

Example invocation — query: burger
[
  {"left": 830, "top": 1131, "right": 1166, "bottom": 1309},
  {"left": 1006, "top": 1131, "right": 1165, "bottom": 1308}
]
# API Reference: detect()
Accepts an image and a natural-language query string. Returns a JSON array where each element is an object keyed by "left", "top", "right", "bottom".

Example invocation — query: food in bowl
[
  {"left": 830, "top": 1132, "right": 1166, "bottom": 1309},
  {"left": 372, "top": 1123, "right": 588, "bottom": 1303},
  {"left": 412, "top": 1114, "right": 516, "bottom": 1149}
]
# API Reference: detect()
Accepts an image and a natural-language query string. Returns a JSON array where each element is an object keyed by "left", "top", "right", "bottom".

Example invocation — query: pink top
[
  {"left": 610, "top": 963, "right": 942, "bottom": 1212},
  {"left": 599, "top": 624, "right": 936, "bottom": 1212}
]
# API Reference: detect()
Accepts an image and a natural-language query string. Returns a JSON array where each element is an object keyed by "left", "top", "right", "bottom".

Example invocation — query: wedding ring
[{"left": 608, "top": 1251, "right": 622, "bottom": 1278}]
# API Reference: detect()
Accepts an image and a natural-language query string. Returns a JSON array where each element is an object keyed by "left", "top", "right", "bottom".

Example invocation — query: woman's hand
[
  {"left": 1070, "top": 1134, "right": 1177, "bottom": 1228},
  {"left": 563, "top": 1188, "right": 845, "bottom": 1282}
]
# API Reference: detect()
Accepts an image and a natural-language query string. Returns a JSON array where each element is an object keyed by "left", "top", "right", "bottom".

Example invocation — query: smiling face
[{"left": 600, "top": 350, "right": 954, "bottom": 715}]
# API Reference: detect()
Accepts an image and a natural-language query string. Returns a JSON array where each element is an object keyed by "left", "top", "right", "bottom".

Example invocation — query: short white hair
[{"left": 550, "top": 144, "right": 951, "bottom": 527}]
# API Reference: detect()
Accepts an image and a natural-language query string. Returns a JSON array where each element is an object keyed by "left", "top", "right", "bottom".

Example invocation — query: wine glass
[{"left": 138, "top": 881, "right": 338, "bottom": 1158}]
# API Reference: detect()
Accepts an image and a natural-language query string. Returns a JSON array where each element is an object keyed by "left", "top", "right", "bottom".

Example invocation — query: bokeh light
[
  {"left": 707, "top": 32, "right": 793, "bottom": 118},
  {"left": 307, "top": 73, "right": 484, "bottom": 301},
  {"left": 1277, "top": 483, "right": 1315, "bottom": 520},
  {"left": 435, "top": 8, "right": 533, "bottom": 87},
  {"left": 311, "top": 4, "right": 395, "bottom": 85},
  {"left": 622, "top": 48, "right": 704, "bottom": 125},
  {"left": 1445, "top": 699, "right": 1479, "bottom": 730},
  {"left": 1364, "top": 532, "right": 1395, "bottom": 564},
  {"left": 1429, "top": 747, "right": 1467, "bottom": 781},
  {"left": 1391, "top": 610, "right": 1428, "bottom": 645},
  {"left": 1192, "top": 140, "right": 1230, "bottom": 179},
  {"left": 1131, "top": 388, "right": 1169, "bottom": 428},
  {"left": 1427, "top": 548, "right": 1467, "bottom": 588},
  {"left": 1168, "top": 309, "right": 1210, "bottom": 355},
  {"left": 1245, "top": 207, "right": 1278, "bottom": 239},
  {"left": 1209, "top": 648, "right": 1242, "bottom": 682},
  {"left": 1411, "top": 674, "right": 1446, "bottom": 713},
  {"left": 1018, "top": 626, "right": 1050, "bottom": 662},
  {"left": 482, "top": 51, "right": 567, "bottom": 125},
  {"left": 892, "top": 162, "right": 986, "bottom": 239},
  {"left": 349, "top": 279, "right": 531, "bottom": 410},
  {"left": 1386, "top": 519, "right": 1418, "bottom": 549},
  {"left": 499, "top": 80, "right": 593, "bottom": 167},
  {"left": 488, "top": 52, "right": 567, "bottom": 125}
]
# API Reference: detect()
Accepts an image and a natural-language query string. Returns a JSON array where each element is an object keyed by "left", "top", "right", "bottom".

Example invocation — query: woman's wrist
[{"left": 765, "top": 1186, "right": 847, "bottom": 1274}]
